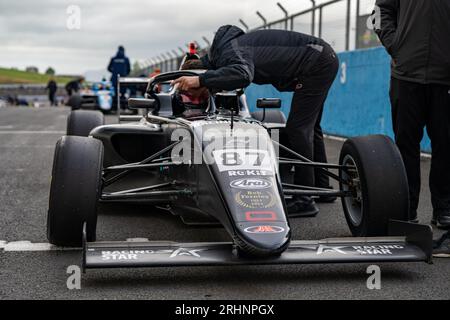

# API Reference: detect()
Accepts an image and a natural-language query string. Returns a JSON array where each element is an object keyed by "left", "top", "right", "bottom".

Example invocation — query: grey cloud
[{"left": 0, "top": 0, "right": 316, "bottom": 74}]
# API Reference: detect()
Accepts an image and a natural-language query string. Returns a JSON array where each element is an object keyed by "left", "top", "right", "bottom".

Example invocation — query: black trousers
[
  {"left": 390, "top": 78, "right": 450, "bottom": 213},
  {"left": 285, "top": 45, "right": 339, "bottom": 187},
  {"left": 48, "top": 92, "right": 56, "bottom": 106}
]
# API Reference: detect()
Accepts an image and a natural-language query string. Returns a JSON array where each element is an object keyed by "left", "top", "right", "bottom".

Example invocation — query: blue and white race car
[{"left": 79, "top": 81, "right": 114, "bottom": 113}]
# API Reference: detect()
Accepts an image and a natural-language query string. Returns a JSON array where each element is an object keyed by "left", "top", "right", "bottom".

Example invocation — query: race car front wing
[{"left": 82, "top": 220, "right": 433, "bottom": 271}]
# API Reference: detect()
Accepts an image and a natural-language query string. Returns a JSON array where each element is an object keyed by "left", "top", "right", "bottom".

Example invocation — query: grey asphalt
[{"left": 0, "top": 107, "right": 448, "bottom": 300}]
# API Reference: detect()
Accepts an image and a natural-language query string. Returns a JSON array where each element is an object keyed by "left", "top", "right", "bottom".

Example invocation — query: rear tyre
[
  {"left": 339, "top": 135, "right": 409, "bottom": 236},
  {"left": 47, "top": 136, "right": 103, "bottom": 247},
  {"left": 67, "top": 110, "right": 104, "bottom": 137}
]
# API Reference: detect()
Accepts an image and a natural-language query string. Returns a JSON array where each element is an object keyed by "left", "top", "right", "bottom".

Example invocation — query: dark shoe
[
  {"left": 314, "top": 185, "right": 337, "bottom": 203},
  {"left": 287, "top": 196, "right": 319, "bottom": 218},
  {"left": 436, "top": 210, "right": 450, "bottom": 229},
  {"left": 433, "top": 232, "right": 450, "bottom": 258}
]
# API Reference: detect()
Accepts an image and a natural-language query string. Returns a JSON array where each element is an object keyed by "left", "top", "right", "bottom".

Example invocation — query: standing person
[
  {"left": 173, "top": 25, "right": 339, "bottom": 217},
  {"left": 46, "top": 78, "right": 57, "bottom": 106},
  {"left": 108, "top": 46, "right": 131, "bottom": 109},
  {"left": 373, "top": 0, "right": 450, "bottom": 226}
]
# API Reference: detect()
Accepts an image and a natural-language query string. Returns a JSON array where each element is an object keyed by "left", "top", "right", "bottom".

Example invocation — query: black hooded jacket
[
  {"left": 108, "top": 47, "right": 131, "bottom": 85},
  {"left": 374, "top": 0, "right": 450, "bottom": 86},
  {"left": 199, "top": 25, "right": 328, "bottom": 92}
]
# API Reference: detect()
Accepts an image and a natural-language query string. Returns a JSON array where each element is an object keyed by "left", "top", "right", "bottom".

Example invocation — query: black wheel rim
[{"left": 342, "top": 155, "right": 363, "bottom": 227}]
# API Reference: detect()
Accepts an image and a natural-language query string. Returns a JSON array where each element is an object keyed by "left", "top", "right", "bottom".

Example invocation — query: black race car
[{"left": 47, "top": 70, "right": 433, "bottom": 270}]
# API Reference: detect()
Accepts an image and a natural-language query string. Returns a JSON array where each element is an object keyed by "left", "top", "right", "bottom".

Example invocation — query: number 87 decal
[{"left": 213, "top": 149, "right": 273, "bottom": 172}]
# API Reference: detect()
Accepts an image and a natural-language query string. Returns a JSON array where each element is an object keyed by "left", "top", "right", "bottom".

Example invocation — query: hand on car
[{"left": 172, "top": 76, "right": 200, "bottom": 92}]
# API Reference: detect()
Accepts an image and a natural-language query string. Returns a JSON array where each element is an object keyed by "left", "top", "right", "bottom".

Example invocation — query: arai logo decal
[
  {"left": 230, "top": 178, "right": 272, "bottom": 189},
  {"left": 244, "top": 226, "right": 285, "bottom": 234}
]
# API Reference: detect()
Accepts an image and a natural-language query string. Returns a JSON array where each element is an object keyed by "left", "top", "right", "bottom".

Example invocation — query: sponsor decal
[
  {"left": 297, "top": 244, "right": 405, "bottom": 256},
  {"left": 316, "top": 245, "right": 347, "bottom": 255},
  {"left": 227, "top": 170, "right": 272, "bottom": 177},
  {"left": 245, "top": 211, "right": 277, "bottom": 221},
  {"left": 244, "top": 225, "right": 285, "bottom": 234},
  {"left": 213, "top": 149, "right": 273, "bottom": 172},
  {"left": 230, "top": 178, "right": 272, "bottom": 190},
  {"left": 100, "top": 248, "right": 203, "bottom": 261},
  {"left": 235, "top": 190, "right": 277, "bottom": 209},
  {"left": 352, "top": 245, "right": 404, "bottom": 255}
]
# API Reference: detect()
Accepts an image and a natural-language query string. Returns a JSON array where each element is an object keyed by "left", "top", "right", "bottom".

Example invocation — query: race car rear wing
[{"left": 82, "top": 220, "right": 433, "bottom": 271}]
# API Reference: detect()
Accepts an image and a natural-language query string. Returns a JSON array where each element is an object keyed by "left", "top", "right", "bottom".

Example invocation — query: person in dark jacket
[
  {"left": 46, "top": 78, "right": 57, "bottom": 106},
  {"left": 65, "top": 77, "right": 84, "bottom": 109},
  {"left": 373, "top": 0, "right": 450, "bottom": 227},
  {"left": 108, "top": 46, "right": 131, "bottom": 108},
  {"left": 65, "top": 77, "right": 84, "bottom": 96},
  {"left": 173, "top": 25, "right": 339, "bottom": 216}
]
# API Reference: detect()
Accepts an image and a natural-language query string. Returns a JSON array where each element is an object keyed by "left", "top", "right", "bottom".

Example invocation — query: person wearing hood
[
  {"left": 108, "top": 45, "right": 131, "bottom": 108},
  {"left": 173, "top": 25, "right": 339, "bottom": 217}
]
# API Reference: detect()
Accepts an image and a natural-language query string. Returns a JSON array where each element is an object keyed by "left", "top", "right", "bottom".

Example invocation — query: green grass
[{"left": 0, "top": 67, "right": 76, "bottom": 84}]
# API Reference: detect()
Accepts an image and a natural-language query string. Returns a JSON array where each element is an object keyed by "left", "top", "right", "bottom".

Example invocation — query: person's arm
[
  {"left": 107, "top": 58, "right": 114, "bottom": 73},
  {"left": 373, "top": 0, "right": 399, "bottom": 55},
  {"left": 198, "top": 62, "right": 254, "bottom": 91}
]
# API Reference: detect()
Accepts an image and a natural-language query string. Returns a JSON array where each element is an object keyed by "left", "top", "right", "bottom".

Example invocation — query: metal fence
[{"left": 135, "top": 0, "right": 378, "bottom": 76}]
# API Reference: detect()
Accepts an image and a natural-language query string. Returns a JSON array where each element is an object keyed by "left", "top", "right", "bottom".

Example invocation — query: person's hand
[
  {"left": 186, "top": 87, "right": 208, "bottom": 98},
  {"left": 172, "top": 76, "right": 200, "bottom": 91}
]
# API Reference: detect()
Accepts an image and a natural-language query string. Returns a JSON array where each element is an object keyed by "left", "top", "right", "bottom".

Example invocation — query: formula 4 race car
[
  {"left": 78, "top": 81, "right": 114, "bottom": 113},
  {"left": 47, "top": 70, "right": 433, "bottom": 271}
]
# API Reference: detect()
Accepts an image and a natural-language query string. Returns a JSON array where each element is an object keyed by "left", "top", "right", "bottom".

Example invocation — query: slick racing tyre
[
  {"left": 67, "top": 93, "right": 82, "bottom": 110},
  {"left": 339, "top": 135, "right": 409, "bottom": 236},
  {"left": 67, "top": 110, "right": 104, "bottom": 137},
  {"left": 251, "top": 110, "right": 286, "bottom": 124},
  {"left": 47, "top": 136, "right": 103, "bottom": 247}
]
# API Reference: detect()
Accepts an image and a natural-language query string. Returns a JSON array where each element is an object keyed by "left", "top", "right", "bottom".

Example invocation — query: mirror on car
[
  {"left": 128, "top": 98, "right": 156, "bottom": 109},
  {"left": 256, "top": 98, "right": 281, "bottom": 109}
]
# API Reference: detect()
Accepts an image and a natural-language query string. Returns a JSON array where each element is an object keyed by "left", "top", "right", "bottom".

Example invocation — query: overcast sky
[{"left": 0, "top": 0, "right": 375, "bottom": 77}]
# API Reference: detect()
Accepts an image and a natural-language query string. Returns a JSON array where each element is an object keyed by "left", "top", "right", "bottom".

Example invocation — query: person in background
[
  {"left": 173, "top": 25, "right": 339, "bottom": 217},
  {"left": 108, "top": 45, "right": 131, "bottom": 109},
  {"left": 65, "top": 77, "right": 84, "bottom": 110},
  {"left": 46, "top": 78, "right": 57, "bottom": 106},
  {"left": 65, "top": 77, "right": 84, "bottom": 96},
  {"left": 373, "top": 0, "right": 450, "bottom": 227}
]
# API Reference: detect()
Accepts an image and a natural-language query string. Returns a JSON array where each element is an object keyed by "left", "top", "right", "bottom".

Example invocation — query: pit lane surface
[{"left": 0, "top": 107, "right": 448, "bottom": 300}]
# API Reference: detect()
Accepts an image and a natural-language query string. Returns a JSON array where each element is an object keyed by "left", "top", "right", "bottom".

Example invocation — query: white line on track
[
  {"left": 0, "top": 145, "right": 55, "bottom": 148},
  {"left": 0, "top": 239, "right": 151, "bottom": 252},
  {"left": 0, "top": 131, "right": 64, "bottom": 134},
  {"left": 0, "top": 241, "right": 70, "bottom": 252}
]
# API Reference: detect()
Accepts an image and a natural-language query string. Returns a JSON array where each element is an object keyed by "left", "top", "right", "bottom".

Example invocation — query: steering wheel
[
  {"left": 147, "top": 71, "right": 202, "bottom": 95},
  {"left": 146, "top": 70, "right": 205, "bottom": 115}
]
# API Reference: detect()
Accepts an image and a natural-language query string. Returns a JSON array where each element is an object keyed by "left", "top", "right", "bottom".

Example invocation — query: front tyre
[
  {"left": 67, "top": 110, "right": 104, "bottom": 137},
  {"left": 339, "top": 135, "right": 409, "bottom": 236},
  {"left": 47, "top": 136, "right": 103, "bottom": 247}
]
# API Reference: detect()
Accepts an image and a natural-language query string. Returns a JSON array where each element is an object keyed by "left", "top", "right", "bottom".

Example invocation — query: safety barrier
[
  {"left": 244, "top": 47, "right": 432, "bottom": 152},
  {"left": 137, "top": 0, "right": 380, "bottom": 75}
]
